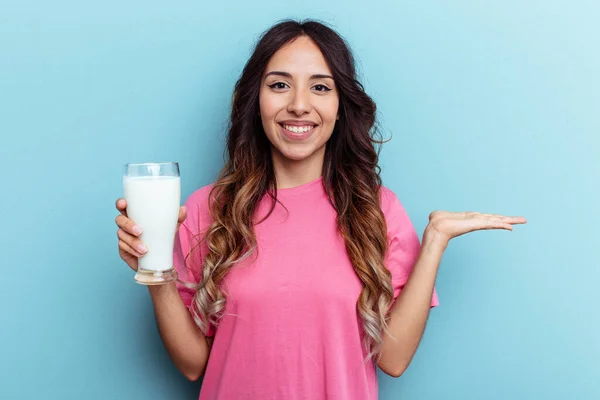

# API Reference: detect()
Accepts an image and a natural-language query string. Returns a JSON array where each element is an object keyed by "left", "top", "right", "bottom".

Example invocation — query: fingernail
[
  {"left": 133, "top": 225, "right": 142, "bottom": 235},
  {"left": 137, "top": 244, "right": 147, "bottom": 253}
]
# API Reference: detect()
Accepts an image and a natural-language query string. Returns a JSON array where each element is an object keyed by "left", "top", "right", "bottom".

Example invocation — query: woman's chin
[
  {"left": 275, "top": 146, "right": 319, "bottom": 163},
  {"left": 281, "top": 152, "right": 313, "bottom": 162}
]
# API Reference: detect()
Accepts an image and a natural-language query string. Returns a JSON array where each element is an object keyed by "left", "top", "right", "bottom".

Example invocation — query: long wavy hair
[{"left": 188, "top": 19, "right": 393, "bottom": 362}]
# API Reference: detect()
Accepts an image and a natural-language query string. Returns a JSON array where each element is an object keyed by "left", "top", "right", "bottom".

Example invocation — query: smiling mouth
[{"left": 279, "top": 123, "right": 317, "bottom": 135}]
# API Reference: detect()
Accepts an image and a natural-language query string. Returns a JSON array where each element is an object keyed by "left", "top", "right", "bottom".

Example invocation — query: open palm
[{"left": 427, "top": 210, "right": 527, "bottom": 245}]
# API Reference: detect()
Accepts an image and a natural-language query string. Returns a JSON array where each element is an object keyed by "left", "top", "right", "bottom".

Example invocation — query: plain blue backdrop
[{"left": 1, "top": 1, "right": 598, "bottom": 399}]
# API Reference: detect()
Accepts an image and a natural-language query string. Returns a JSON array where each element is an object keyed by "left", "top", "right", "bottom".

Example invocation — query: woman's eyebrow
[{"left": 264, "top": 71, "right": 334, "bottom": 80}]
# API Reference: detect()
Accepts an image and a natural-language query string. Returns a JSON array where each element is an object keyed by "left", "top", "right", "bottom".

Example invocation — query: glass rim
[{"left": 124, "top": 161, "right": 179, "bottom": 167}]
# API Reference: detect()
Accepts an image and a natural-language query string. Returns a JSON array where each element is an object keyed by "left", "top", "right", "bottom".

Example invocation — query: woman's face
[{"left": 259, "top": 35, "right": 340, "bottom": 167}]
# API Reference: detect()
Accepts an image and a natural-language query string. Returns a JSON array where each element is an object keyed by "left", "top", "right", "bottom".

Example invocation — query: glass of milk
[{"left": 123, "top": 162, "right": 181, "bottom": 285}]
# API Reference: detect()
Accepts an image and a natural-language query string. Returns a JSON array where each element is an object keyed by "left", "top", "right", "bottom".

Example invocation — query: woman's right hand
[{"left": 115, "top": 198, "right": 187, "bottom": 271}]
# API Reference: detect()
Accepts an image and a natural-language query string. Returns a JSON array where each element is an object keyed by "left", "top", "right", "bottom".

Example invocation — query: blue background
[{"left": 1, "top": 1, "right": 598, "bottom": 399}]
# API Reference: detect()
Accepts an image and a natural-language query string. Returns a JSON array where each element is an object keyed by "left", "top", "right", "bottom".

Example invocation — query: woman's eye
[
  {"left": 313, "top": 84, "right": 331, "bottom": 92},
  {"left": 268, "top": 82, "right": 288, "bottom": 90}
]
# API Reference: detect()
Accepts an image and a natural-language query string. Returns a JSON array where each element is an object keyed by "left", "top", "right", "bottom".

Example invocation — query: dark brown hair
[{"left": 190, "top": 19, "right": 393, "bottom": 361}]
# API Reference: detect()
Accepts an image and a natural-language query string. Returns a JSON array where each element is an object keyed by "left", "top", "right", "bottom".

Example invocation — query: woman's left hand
[{"left": 424, "top": 211, "right": 527, "bottom": 249}]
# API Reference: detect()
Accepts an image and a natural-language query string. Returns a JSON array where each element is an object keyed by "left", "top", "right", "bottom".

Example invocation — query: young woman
[{"left": 115, "top": 19, "right": 526, "bottom": 400}]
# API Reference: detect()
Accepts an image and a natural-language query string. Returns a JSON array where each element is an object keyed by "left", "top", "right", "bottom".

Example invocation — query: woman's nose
[{"left": 287, "top": 89, "right": 311, "bottom": 116}]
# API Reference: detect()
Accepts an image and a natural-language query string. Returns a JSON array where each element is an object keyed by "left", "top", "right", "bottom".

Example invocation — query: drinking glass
[{"left": 123, "top": 162, "right": 181, "bottom": 285}]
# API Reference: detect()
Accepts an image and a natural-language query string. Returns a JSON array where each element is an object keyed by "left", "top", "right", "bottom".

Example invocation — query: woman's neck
[{"left": 272, "top": 147, "right": 325, "bottom": 189}]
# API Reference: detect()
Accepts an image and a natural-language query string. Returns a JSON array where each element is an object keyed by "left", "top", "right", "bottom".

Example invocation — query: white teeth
[{"left": 283, "top": 124, "right": 315, "bottom": 134}]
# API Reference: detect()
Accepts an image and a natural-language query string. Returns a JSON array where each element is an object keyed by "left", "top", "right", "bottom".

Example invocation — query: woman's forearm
[
  {"left": 148, "top": 283, "right": 211, "bottom": 381},
  {"left": 377, "top": 228, "right": 446, "bottom": 377}
]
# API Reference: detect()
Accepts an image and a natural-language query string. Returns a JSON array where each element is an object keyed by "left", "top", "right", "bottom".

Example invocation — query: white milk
[{"left": 123, "top": 175, "right": 181, "bottom": 271}]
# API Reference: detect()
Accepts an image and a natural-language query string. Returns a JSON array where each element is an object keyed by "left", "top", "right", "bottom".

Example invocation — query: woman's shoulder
[
  {"left": 379, "top": 185, "right": 414, "bottom": 227},
  {"left": 182, "top": 183, "right": 217, "bottom": 228},
  {"left": 379, "top": 185, "right": 401, "bottom": 213},
  {"left": 186, "top": 183, "right": 215, "bottom": 207}
]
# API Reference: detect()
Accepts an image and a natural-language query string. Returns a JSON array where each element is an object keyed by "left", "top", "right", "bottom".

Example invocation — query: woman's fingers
[
  {"left": 503, "top": 216, "right": 527, "bottom": 224},
  {"left": 178, "top": 206, "right": 187, "bottom": 224},
  {"left": 117, "top": 229, "right": 147, "bottom": 255},
  {"left": 466, "top": 217, "right": 513, "bottom": 231},
  {"left": 487, "top": 215, "right": 527, "bottom": 225},
  {"left": 115, "top": 214, "right": 143, "bottom": 236},
  {"left": 457, "top": 213, "right": 526, "bottom": 233},
  {"left": 470, "top": 213, "right": 527, "bottom": 224},
  {"left": 116, "top": 198, "right": 128, "bottom": 216},
  {"left": 118, "top": 239, "right": 144, "bottom": 259}
]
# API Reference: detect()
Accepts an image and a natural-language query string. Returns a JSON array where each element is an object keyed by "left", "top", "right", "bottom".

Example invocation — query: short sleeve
[
  {"left": 381, "top": 187, "right": 439, "bottom": 308},
  {"left": 173, "top": 185, "right": 216, "bottom": 336}
]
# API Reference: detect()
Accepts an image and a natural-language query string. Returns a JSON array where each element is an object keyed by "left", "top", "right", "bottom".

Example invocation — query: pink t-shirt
[{"left": 173, "top": 176, "right": 439, "bottom": 400}]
